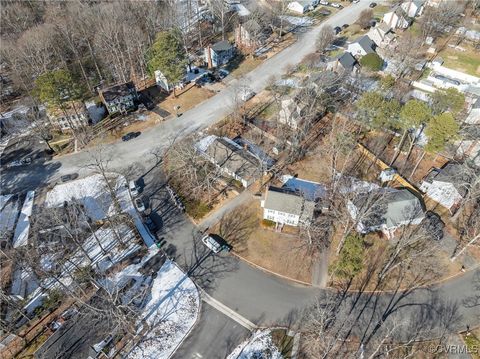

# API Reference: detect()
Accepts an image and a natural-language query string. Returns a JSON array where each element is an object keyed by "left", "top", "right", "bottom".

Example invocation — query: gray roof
[
  {"left": 204, "top": 137, "right": 261, "bottom": 183},
  {"left": 337, "top": 52, "right": 357, "bottom": 69},
  {"left": 355, "top": 35, "right": 376, "bottom": 54},
  {"left": 353, "top": 188, "right": 424, "bottom": 230},
  {"left": 100, "top": 82, "right": 136, "bottom": 102},
  {"left": 211, "top": 40, "right": 233, "bottom": 52},
  {"left": 264, "top": 186, "right": 315, "bottom": 219},
  {"left": 424, "top": 162, "right": 472, "bottom": 197},
  {"left": 411, "top": 0, "right": 425, "bottom": 8}
]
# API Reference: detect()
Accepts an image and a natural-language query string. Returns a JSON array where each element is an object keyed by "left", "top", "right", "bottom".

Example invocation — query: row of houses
[
  {"left": 259, "top": 161, "right": 470, "bottom": 238},
  {"left": 45, "top": 82, "right": 138, "bottom": 131}
]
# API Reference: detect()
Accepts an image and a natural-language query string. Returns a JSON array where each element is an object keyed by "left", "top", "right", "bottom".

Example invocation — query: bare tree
[
  {"left": 420, "top": 1, "right": 465, "bottom": 41},
  {"left": 209, "top": 0, "right": 236, "bottom": 40},
  {"left": 357, "top": 9, "right": 374, "bottom": 29},
  {"left": 316, "top": 25, "right": 335, "bottom": 54}
]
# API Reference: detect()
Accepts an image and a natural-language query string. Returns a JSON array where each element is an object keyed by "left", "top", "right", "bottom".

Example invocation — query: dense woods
[{"left": 0, "top": 0, "right": 207, "bottom": 100}]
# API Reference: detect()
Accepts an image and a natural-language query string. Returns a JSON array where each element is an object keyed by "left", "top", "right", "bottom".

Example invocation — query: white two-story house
[{"left": 261, "top": 186, "right": 316, "bottom": 227}]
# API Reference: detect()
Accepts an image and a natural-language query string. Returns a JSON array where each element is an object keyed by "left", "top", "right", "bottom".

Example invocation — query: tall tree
[
  {"left": 357, "top": 9, "right": 373, "bottom": 29},
  {"left": 316, "top": 25, "right": 335, "bottom": 53},
  {"left": 430, "top": 87, "right": 465, "bottom": 115},
  {"left": 34, "top": 69, "right": 84, "bottom": 109},
  {"left": 409, "top": 113, "right": 459, "bottom": 179},
  {"left": 390, "top": 99, "right": 432, "bottom": 166},
  {"left": 147, "top": 29, "right": 187, "bottom": 96}
]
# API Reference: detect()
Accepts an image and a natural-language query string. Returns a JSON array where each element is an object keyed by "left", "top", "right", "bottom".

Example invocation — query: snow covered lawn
[
  {"left": 45, "top": 174, "right": 118, "bottom": 220},
  {"left": 128, "top": 260, "right": 200, "bottom": 359},
  {"left": 45, "top": 173, "right": 155, "bottom": 247},
  {"left": 227, "top": 330, "right": 283, "bottom": 359},
  {"left": 280, "top": 15, "right": 313, "bottom": 27}
]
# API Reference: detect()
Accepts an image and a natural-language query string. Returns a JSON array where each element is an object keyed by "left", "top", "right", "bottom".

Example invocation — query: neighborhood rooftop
[
  {"left": 353, "top": 188, "right": 424, "bottom": 229},
  {"left": 263, "top": 186, "right": 316, "bottom": 218},
  {"left": 99, "top": 82, "right": 136, "bottom": 102},
  {"left": 211, "top": 40, "right": 233, "bottom": 52},
  {"left": 204, "top": 137, "right": 262, "bottom": 183}
]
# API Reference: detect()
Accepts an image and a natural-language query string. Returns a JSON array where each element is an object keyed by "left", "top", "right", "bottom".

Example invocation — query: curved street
[{"left": 2, "top": 1, "right": 479, "bottom": 357}]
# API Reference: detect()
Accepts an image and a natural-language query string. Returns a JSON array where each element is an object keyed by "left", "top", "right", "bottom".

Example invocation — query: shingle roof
[
  {"left": 100, "top": 82, "right": 136, "bottom": 102},
  {"left": 211, "top": 40, "right": 233, "bottom": 52},
  {"left": 264, "top": 186, "right": 315, "bottom": 219},
  {"left": 204, "top": 137, "right": 261, "bottom": 183},
  {"left": 425, "top": 162, "right": 472, "bottom": 197},
  {"left": 337, "top": 52, "right": 356, "bottom": 69},
  {"left": 353, "top": 188, "right": 424, "bottom": 230},
  {"left": 355, "top": 35, "right": 376, "bottom": 54}
]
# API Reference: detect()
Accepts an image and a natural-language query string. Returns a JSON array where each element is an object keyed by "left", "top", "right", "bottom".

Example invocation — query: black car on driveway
[{"left": 122, "top": 131, "right": 141, "bottom": 141}]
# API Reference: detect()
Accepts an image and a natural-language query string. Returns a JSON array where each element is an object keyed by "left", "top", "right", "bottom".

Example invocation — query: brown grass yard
[
  {"left": 438, "top": 44, "right": 480, "bottom": 77},
  {"left": 213, "top": 199, "right": 315, "bottom": 283},
  {"left": 241, "top": 226, "right": 315, "bottom": 283},
  {"left": 228, "top": 56, "right": 263, "bottom": 79},
  {"left": 160, "top": 85, "right": 215, "bottom": 116}
]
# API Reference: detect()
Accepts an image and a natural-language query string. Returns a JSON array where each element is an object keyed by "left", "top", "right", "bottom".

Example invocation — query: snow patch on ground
[
  {"left": 227, "top": 330, "right": 283, "bottom": 359},
  {"left": 45, "top": 174, "right": 114, "bottom": 220},
  {"left": 12, "top": 191, "right": 35, "bottom": 248},
  {"left": 280, "top": 15, "right": 313, "bottom": 27},
  {"left": 85, "top": 101, "right": 106, "bottom": 124},
  {"left": 117, "top": 256, "right": 200, "bottom": 359}
]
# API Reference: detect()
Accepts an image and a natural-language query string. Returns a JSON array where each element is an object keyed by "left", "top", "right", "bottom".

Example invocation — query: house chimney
[{"left": 207, "top": 45, "right": 213, "bottom": 69}]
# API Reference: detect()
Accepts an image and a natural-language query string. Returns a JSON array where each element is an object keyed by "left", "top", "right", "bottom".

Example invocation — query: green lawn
[
  {"left": 408, "top": 22, "right": 422, "bottom": 37},
  {"left": 463, "top": 332, "right": 480, "bottom": 359},
  {"left": 372, "top": 4, "right": 390, "bottom": 20},
  {"left": 439, "top": 47, "right": 480, "bottom": 77}
]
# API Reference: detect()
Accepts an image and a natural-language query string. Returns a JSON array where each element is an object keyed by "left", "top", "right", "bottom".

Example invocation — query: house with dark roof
[
  {"left": 420, "top": 162, "right": 472, "bottom": 214},
  {"left": 261, "top": 186, "right": 316, "bottom": 227},
  {"left": 99, "top": 82, "right": 138, "bottom": 115},
  {"left": 367, "top": 23, "right": 396, "bottom": 49},
  {"left": 347, "top": 35, "right": 376, "bottom": 57},
  {"left": 198, "top": 136, "right": 263, "bottom": 187},
  {"left": 383, "top": 6, "right": 411, "bottom": 29},
  {"left": 326, "top": 52, "right": 359, "bottom": 74},
  {"left": 347, "top": 188, "right": 425, "bottom": 238},
  {"left": 205, "top": 40, "right": 235, "bottom": 68}
]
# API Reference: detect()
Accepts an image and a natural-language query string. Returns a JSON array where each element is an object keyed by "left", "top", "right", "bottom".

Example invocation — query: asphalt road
[
  {"left": 3, "top": 0, "right": 479, "bottom": 355},
  {"left": 1, "top": 0, "right": 374, "bottom": 192}
]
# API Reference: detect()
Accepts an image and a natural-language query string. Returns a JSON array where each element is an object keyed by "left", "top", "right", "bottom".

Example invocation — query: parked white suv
[
  {"left": 240, "top": 87, "right": 256, "bottom": 102},
  {"left": 201, "top": 235, "right": 223, "bottom": 253}
]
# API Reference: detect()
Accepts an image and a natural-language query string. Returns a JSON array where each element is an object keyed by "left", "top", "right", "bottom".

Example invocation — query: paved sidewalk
[
  {"left": 198, "top": 190, "right": 254, "bottom": 230},
  {"left": 311, "top": 250, "right": 329, "bottom": 288}
]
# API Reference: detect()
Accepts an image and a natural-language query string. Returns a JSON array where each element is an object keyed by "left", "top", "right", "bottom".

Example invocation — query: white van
[{"left": 129, "top": 180, "right": 139, "bottom": 197}]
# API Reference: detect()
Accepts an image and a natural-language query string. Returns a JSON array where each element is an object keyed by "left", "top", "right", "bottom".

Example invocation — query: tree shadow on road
[{"left": 180, "top": 231, "right": 240, "bottom": 292}]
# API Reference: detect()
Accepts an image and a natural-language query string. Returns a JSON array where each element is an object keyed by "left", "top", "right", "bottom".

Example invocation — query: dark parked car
[
  {"left": 334, "top": 26, "right": 342, "bottom": 34},
  {"left": 421, "top": 211, "right": 445, "bottom": 241},
  {"left": 369, "top": 2, "right": 377, "bottom": 7},
  {"left": 144, "top": 216, "right": 158, "bottom": 232},
  {"left": 60, "top": 173, "right": 79, "bottom": 183},
  {"left": 122, "top": 131, "right": 141, "bottom": 141}
]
